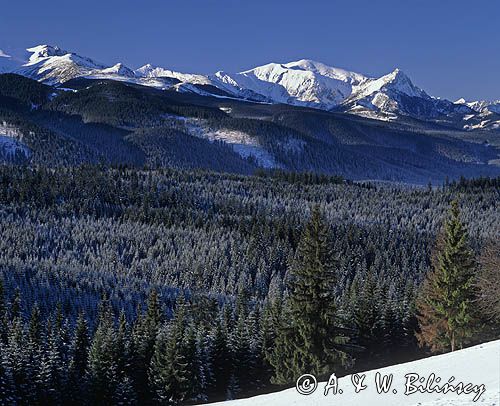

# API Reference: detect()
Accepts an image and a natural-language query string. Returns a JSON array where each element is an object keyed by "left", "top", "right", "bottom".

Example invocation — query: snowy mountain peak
[
  {"left": 135, "top": 63, "right": 153, "bottom": 75},
  {"left": 134, "top": 63, "right": 212, "bottom": 86},
  {"left": 390, "top": 67, "right": 402, "bottom": 76},
  {"left": 16, "top": 45, "right": 106, "bottom": 85},
  {"left": 285, "top": 58, "right": 329, "bottom": 69},
  {"left": 386, "top": 68, "right": 406, "bottom": 82},
  {"left": 134, "top": 64, "right": 169, "bottom": 78},
  {"left": 99, "top": 63, "right": 135, "bottom": 77},
  {"left": 283, "top": 59, "right": 368, "bottom": 84},
  {"left": 346, "top": 67, "right": 426, "bottom": 106},
  {"left": 26, "top": 45, "right": 68, "bottom": 63},
  {"left": 379, "top": 68, "right": 423, "bottom": 96},
  {"left": 24, "top": 44, "right": 105, "bottom": 70}
]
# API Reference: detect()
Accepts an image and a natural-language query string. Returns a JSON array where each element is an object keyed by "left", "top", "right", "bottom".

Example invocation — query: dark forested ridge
[
  {"left": 0, "top": 73, "right": 499, "bottom": 184},
  {"left": 0, "top": 165, "right": 498, "bottom": 404}
]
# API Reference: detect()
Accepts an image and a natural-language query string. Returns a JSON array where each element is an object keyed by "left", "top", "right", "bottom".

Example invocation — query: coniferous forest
[{"left": 0, "top": 165, "right": 498, "bottom": 405}]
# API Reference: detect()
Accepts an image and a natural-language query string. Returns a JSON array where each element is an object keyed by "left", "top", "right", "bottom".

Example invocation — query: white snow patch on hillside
[
  {"left": 164, "top": 115, "right": 279, "bottom": 168},
  {"left": 0, "top": 134, "right": 30, "bottom": 158},
  {"left": 204, "top": 128, "right": 277, "bottom": 168},
  {"left": 280, "top": 137, "right": 305, "bottom": 153},
  {"left": 464, "top": 119, "right": 500, "bottom": 131},
  {"left": 207, "top": 340, "right": 500, "bottom": 406}
]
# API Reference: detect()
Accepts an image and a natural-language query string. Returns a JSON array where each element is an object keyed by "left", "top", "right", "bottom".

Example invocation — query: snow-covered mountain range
[{"left": 1, "top": 44, "right": 499, "bottom": 130}]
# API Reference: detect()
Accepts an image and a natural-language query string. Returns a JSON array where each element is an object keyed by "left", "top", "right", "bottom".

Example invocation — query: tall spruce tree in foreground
[
  {"left": 416, "top": 201, "right": 477, "bottom": 352},
  {"left": 132, "top": 289, "right": 163, "bottom": 402},
  {"left": 87, "top": 298, "right": 118, "bottom": 405},
  {"left": 68, "top": 312, "right": 90, "bottom": 403},
  {"left": 270, "top": 206, "right": 349, "bottom": 383},
  {"left": 149, "top": 296, "right": 191, "bottom": 405}
]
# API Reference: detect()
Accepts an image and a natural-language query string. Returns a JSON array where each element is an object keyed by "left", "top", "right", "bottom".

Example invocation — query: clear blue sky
[{"left": 1, "top": 0, "right": 499, "bottom": 101}]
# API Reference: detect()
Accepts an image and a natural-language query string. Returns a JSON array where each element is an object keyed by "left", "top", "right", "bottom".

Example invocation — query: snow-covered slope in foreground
[{"left": 208, "top": 340, "right": 500, "bottom": 406}]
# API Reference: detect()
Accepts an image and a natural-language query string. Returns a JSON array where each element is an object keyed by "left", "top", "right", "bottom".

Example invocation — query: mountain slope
[
  {"left": 207, "top": 340, "right": 500, "bottom": 405},
  {"left": 0, "top": 74, "right": 498, "bottom": 183}
]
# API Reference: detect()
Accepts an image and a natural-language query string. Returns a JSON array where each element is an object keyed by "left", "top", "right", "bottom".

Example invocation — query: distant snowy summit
[
  {"left": 1, "top": 44, "right": 499, "bottom": 130},
  {"left": 455, "top": 98, "right": 500, "bottom": 114},
  {"left": 453, "top": 98, "right": 500, "bottom": 130}
]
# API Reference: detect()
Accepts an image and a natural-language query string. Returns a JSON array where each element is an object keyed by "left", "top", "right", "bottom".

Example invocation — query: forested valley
[{"left": 0, "top": 165, "right": 498, "bottom": 404}]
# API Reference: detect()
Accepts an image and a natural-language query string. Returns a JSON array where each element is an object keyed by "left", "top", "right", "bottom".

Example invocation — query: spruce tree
[
  {"left": 37, "top": 322, "right": 64, "bottom": 405},
  {"left": 10, "top": 289, "right": 21, "bottom": 321},
  {"left": 71, "top": 312, "right": 90, "bottom": 379},
  {"left": 149, "top": 296, "right": 190, "bottom": 405},
  {"left": 209, "top": 317, "right": 230, "bottom": 400},
  {"left": 193, "top": 325, "right": 211, "bottom": 402},
  {"left": 416, "top": 201, "right": 477, "bottom": 352},
  {"left": 0, "top": 278, "right": 7, "bottom": 345},
  {"left": 351, "top": 271, "right": 384, "bottom": 366},
  {"left": 271, "top": 206, "right": 349, "bottom": 383},
  {"left": 114, "top": 376, "right": 137, "bottom": 406},
  {"left": 87, "top": 298, "right": 118, "bottom": 405},
  {"left": 267, "top": 302, "right": 302, "bottom": 384},
  {"left": 260, "top": 299, "right": 282, "bottom": 383},
  {"left": 8, "top": 316, "right": 37, "bottom": 404},
  {"left": 0, "top": 340, "right": 16, "bottom": 405},
  {"left": 28, "top": 305, "right": 42, "bottom": 348},
  {"left": 131, "top": 289, "right": 163, "bottom": 402},
  {"left": 145, "top": 289, "right": 163, "bottom": 338},
  {"left": 116, "top": 311, "right": 133, "bottom": 379},
  {"left": 0, "top": 281, "right": 13, "bottom": 402},
  {"left": 68, "top": 312, "right": 90, "bottom": 403},
  {"left": 229, "top": 315, "right": 252, "bottom": 396},
  {"left": 183, "top": 323, "right": 201, "bottom": 400}
]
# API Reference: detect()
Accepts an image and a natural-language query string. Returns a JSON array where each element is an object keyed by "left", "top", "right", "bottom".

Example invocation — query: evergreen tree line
[
  {"left": 0, "top": 284, "right": 283, "bottom": 405},
  {"left": 0, "top": 206, "right": 422, "bottom": 404},
  {"left": 0, "top": 200, "right": 498, "bottom": 404}
]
